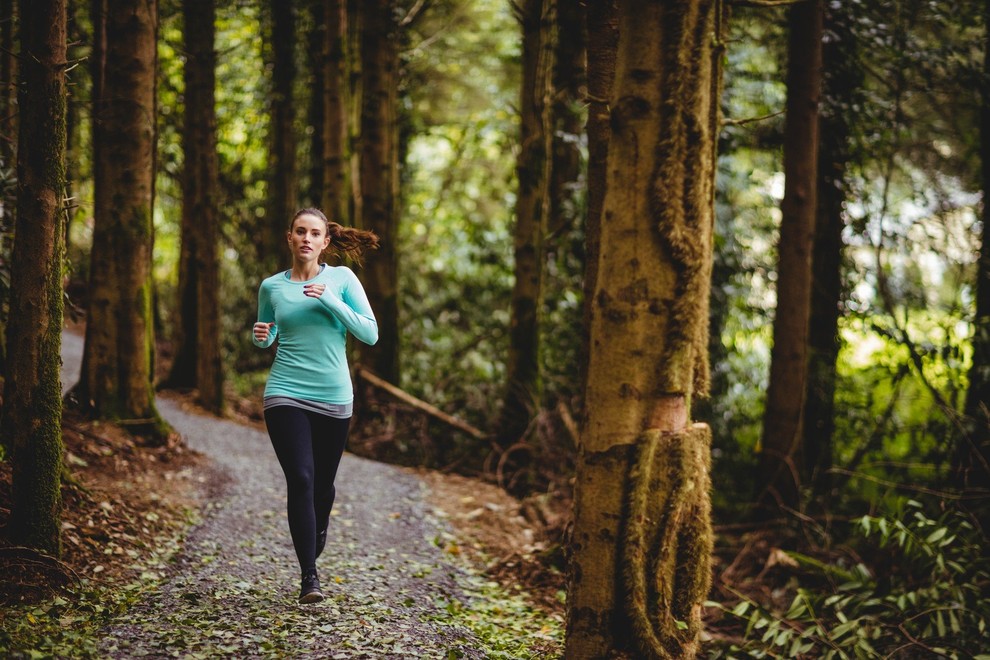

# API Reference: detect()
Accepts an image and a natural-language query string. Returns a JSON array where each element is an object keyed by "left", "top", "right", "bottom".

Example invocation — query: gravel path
[{"left": 61, "top": 336, "right": 487, "bottom": 658}]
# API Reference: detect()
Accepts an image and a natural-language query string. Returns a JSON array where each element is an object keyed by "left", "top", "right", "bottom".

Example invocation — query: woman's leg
[
  {"left": 264, "top": 406, "right": 318, "bottom": 572},
  {"left": 311, "top": 415, "right": 350, "bottom": 546}
]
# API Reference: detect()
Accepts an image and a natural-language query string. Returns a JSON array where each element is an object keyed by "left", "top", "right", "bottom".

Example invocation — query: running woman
[{"left": 252, "top": 207, "right": 379, "bottom": 603}]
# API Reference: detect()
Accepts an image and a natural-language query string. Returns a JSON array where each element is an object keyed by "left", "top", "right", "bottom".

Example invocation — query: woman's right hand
[{"left": 253, "top": 321, "right": 275, "bottom": 342}]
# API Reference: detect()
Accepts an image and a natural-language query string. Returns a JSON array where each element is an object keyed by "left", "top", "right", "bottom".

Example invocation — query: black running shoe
[{"left": 299, "top": 568, "right": 324, "bottom": 604}]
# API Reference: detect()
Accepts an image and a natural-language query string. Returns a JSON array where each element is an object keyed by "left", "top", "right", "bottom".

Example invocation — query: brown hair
[{"left": 290, "top": 208, "right": 379, "bottom": 263}]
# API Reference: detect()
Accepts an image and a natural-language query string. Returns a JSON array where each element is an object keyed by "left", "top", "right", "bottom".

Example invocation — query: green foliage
[
  {"left": 432, "top": 577, "right": 563, "bottom": 659},
  {"left": 707, "top": 500, "right": 990, "bottom": 659},
  {"left": 398, "top": 0, "right": 520, "bottom": 429},
  {"left": 832, "top": 313, "right": 970, "bottom": 477},
  {"left": 0, "top": 513, "right": 190, "bottom": 658},
  {"left": 703, "top": 0, "right": 983, "bottom": 517}
]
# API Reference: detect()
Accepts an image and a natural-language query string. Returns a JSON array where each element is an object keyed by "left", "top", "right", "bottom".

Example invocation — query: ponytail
[
  {"left": 326, "top": 221, "right": 379, "bottom": 264},
  {"left": 289, "top": 208, "right": 379, "bottom": 264}
]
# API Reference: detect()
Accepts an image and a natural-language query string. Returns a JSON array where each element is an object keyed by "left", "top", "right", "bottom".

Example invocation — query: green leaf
[{"left": 732, "top": 601, "right": 751, "bottom": 616}]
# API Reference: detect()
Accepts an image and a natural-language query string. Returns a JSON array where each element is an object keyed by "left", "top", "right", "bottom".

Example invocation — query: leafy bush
[{"left": 708, "top": 500, "right": 990, "bottom": 658}]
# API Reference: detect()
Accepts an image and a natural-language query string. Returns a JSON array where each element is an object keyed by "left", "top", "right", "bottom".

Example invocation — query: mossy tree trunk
[
  {"left": 161, "top": 0, "right": 223, "bottom": 414},
  {"left": 71, "top": 0, "right": 167, "bottom": 441},
  {"left": 758, "top": 0, "right": 823, "bottom": 514},
  {"left": 956, "top": 0, "right": 990, "bottom": 518},
  {"left": 2, "top": 0, "right": 67, "bottom": 555},
  {"left": 804, "top": 1, "right": 860, "bottom": 503},
  {"left": 356, "top": 0, "right": 399, "bottom": 384},
  {"left": 565, "top": 2, "right": 723, "bottom": 657},
  {"left": 496, "top": 0, "right": 555, "bottom": 449}
]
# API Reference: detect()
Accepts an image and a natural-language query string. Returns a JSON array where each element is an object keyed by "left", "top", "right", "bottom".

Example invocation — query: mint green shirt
[{"left": 253, "top": 265, "right": 378, "bottom": 405}]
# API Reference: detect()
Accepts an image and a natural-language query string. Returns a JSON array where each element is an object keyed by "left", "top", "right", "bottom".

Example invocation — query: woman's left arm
[{"left": 318, "top": 268, "right": 379, "bottom": 345}]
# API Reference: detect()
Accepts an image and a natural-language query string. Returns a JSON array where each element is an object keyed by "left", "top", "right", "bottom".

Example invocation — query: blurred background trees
[{"left": 1, "top": 0, "right": 988, "bottom": 654}]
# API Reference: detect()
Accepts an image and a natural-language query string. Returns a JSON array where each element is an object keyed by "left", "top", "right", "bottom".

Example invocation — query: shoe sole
[{"left": 299, "top": 590, "right": 325, "bottom": 604}]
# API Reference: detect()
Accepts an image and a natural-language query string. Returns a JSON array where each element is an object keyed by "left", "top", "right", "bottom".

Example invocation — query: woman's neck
[{"left": 289, "top": 261, "right": 322, "bottom": 281}]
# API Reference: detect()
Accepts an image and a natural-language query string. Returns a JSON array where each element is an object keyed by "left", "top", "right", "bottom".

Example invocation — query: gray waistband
[{"left": 263, "top": 396, "right": 353, "bottom": 419}]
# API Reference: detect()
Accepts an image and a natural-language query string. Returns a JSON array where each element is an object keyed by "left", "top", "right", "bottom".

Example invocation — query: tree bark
[
  {"left": 356, "top": 0, "right": 400, "bottom": 384},
  {"left": 496, "top": 0, "right": 555, "bottom": 448},
  {"left": 565, "top": 2, "right": 723, "bottom": 657},
  {"left": 580, "top": 0, "right": 616, "bottom": 394},
  {"left": 0, "top": 0, "right": 16, "bottom": 376},
  {"left": 2, "top": 0, "right": 67, "bottom": 554},
  {"left": 306, "top": 0, "right": 325, "bottom": 208},
  {"left": 548, "top": 0, "right": 584, "bottom": 240},
  {"left": 0, "top": 0, "right": 15, "bottom": 168},
  {"left": 161, "top": 0, "right": 223, "bottom": 414},
  {"left": 758, "top": 0, "right": 823, "bottom": 514},
  {"left": 804, "top": 2, "right": 859, "bottom": 503},
  {"left": 321, "top": 0, "right": 350, "bottom": 224},
  {"left": 70, "top": 0, "right": 166, "bottom": 440},
  {"left": 264, "top": 0, "right": 297, "bottom": 272},
  {"left": 347, "top": 0, "right": 362, "bottom": 227}
]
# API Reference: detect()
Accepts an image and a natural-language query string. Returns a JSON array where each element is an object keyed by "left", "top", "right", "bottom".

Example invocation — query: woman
[{"left": 252, "top": 208, "right": 378, "bottom": 603}]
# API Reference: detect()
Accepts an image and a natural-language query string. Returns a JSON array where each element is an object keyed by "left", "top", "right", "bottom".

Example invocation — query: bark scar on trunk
[{"left": 648, "top": 394, "right": 687, "bottom": 433}]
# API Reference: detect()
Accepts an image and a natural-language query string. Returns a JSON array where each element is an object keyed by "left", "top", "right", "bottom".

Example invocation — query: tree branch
[{"left": 355, "top": 365, "right": 487, "bottom": 440}]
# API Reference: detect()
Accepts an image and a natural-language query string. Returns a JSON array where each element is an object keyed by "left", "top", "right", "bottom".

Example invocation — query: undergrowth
[
  {"left": 708, "top": 499, "right": 990, "bottom": 659},
  {"left": 0, "top": 524, "right": 190, "bottom": 659},
  {"left": 434, "top": 576, "right": 564, "bottom": 659}
]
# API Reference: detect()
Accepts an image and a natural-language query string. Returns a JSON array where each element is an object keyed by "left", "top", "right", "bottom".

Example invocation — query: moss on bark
[
  {"left": 3, "top": 0, "right": 68, "bottom": 555},
  {"left": 622, "top": 425, "right": 713, "bottom": 658}
]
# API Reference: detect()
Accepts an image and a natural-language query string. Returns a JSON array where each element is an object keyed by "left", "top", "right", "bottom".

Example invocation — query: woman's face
[{"left": 287, "top": 214, "right": 330, "bottom": 263}]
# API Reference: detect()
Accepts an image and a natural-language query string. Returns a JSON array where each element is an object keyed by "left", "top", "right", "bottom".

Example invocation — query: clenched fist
[
  {"left": 303, "top": 283, "right": 326, "bottom": 298},
  {"left": 253, "top": 321, "right": 275, "bottom": 342}
]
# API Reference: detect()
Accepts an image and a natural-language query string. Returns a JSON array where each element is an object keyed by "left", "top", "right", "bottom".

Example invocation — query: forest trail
[{"left": 59, "top": 332, "right": 487, "bottom": 658}]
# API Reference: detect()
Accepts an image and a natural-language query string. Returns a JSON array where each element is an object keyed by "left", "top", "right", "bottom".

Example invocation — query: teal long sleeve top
[{"left": 253, "top": 265, "right": 378, "bottom": 405}]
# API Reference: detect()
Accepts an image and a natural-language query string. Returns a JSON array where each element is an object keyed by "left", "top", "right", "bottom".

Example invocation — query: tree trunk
[
  {"left": 580, "top": 0, "right": 616, "bottom": 390},
  {"left": 264, "top": 0, "right": 297, "bottom": 272},
  {"left": 347, "top": 0, "right": 362, "bottom": 226},
  {"left": 758, "top": 0, "right": 823, "bottom": 513},
  {"left": 496, "top": 0, "right": 555, "bottom": 448},
  {"left": 2, "top": 0, "right": 67, "bottom": 555},
  {"left": 804, "top": 2, "right": 859, "bottom": 503},
  {"left": 64, "top": 0, "right": 85, "bottom": 248},
  {"left": 548, "top": 0, "right": 584, "bottom": 240},
  {"left": 565, "top": 2, "right": 723, "bottom": 657},
  {"left": 0, "top": 0, "right": 15, "bottom": 168},
  {"left": 70, "top": 0, "right": 166, "bottom": 440},
  {"left": 321, "top": 0, "right": 350, "bottom": 225},
  {"left": 306, "top": 0, "right": 325, "bottom": 208},
  {"left": 0, "top": 0, "right": 16, "bottom": 376},
  {"left": 957, "top": 0, "right": 990, "bottom": 513},
  {"left": 161, "top": 0, "right": 223, "bottom": 414},
  {"left": 356, "top": 0, "right": 399, "bottom": 384}
]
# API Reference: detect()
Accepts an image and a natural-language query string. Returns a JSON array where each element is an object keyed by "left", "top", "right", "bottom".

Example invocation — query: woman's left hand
[{"left": 303, "top": 283, "right": 326, "bottom": 298}]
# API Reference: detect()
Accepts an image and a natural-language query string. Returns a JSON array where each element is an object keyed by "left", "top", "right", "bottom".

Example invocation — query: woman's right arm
[{"left": 253, "top": 281, "right": 277, "bottom": 348}]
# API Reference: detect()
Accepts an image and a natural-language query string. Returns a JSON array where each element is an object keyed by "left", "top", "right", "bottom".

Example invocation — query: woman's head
[{"left": 287, "top": 208, "right": 379, "bottom": 263}]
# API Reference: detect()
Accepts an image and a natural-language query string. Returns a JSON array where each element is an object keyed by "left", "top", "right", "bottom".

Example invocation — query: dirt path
[{"left": 61, "top": 338, "right": 487, "bottom": 658}]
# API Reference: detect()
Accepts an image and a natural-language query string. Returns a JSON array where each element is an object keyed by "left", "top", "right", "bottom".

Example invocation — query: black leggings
[{"left": 264, "top": 405, "right": 350, "bottom": 572}]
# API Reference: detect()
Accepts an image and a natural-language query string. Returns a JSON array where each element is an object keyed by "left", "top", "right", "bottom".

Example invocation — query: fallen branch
[{"left": 354, "top": 366, "right": 488, "bottom": 441}]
